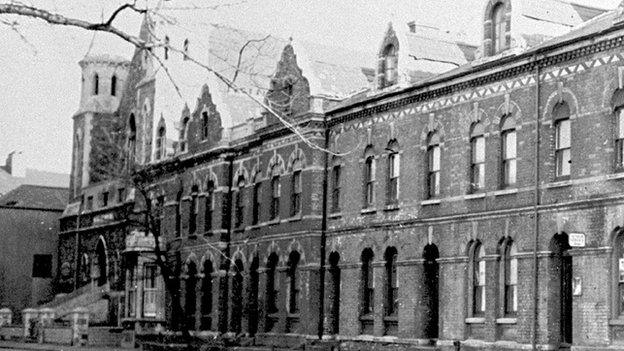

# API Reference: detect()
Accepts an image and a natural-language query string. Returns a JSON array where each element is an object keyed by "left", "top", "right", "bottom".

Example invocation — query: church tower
[{"left": 69, "top": 54, "right": 130, "bottom": 200}]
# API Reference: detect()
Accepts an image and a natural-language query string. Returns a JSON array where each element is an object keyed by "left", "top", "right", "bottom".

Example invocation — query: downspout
[
  {"left": 318, "top": 114, "right": 330, "bottom": 339},
  {"left": 220, "top": 154, "right": 235, "bottom": 333},
  {"left": 531, "top": 58, "right": 541, "bottom": 351}
]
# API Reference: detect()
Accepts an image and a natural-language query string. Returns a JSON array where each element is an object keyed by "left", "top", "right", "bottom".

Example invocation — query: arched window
[
  {"left": 231, "top": 259, "right": 244, "bottom": 333},
  {"left": 127, "top": 114, "right": 137, "bottom": 167},
  {"left": 470, "top": 241, "right": 486, "bottom": 315},
  {"left": 179, "top": 117, "right": 189, "bottom": 153},
  {"left": 500, "top": 238, "right": 517, "bottom": 315},
  {"left": 363, "top": 146, "right": 376, "bottom": 208},
  {"left": 470, "top": 122, "right": 486, "bottom": 192},
  {"left": 202, "top": 111, "right": 209, "bottom": 140},
  {"left": 385, "top": 247, "right": 398, "bottom": 316},
  {"left": 248, "top": 257, "right": 260, "bottom": 335},
  {"left": 554, "top": 102, "right": 571, "bottom": 178},
  {"left": 616, "top": 109, "right": 624, "bottom": 170},
  {"left": 386, "top": 140, "right": 400, "bottom": 204},
  {"left": 360, "top": 248, "right": 374, "bottom": 334},
  {"left": 184, "top": 262, "right": 197, "bottom": 330},
  {"left": 427, "top": 132, "right": 441, "bottom": 198},
  {"left": 328, "top": 252, "right": 341, "bottom": 334},
  {"left": 204, "top": 180, "right": 214, "bottom": 233},
  {"left": 382, "top": 45, "right": 397, "bottom": 88},
  {"left": 492, "top": 3, "right": 507, "bottom": 54},
  {"left": 175, "top": 189, "right": 182, "bottom": 237},
  {"left": 155, "top": 126, "right": 165, "bottom": 160},
  {"left": 93, "top": 73, "right": 99, "bottom": 95},
  {"left": 111, "top": 75, "right": 117, "bottom": 96},
  {"left": 189, "top": 185, "right": 198, "bottom": 234},
  {"left": 252, "top": 175, "right": 261, "bottom": 225},
  {"left": 235, "top": 176, "right": 245, "bottom": 228},
  {"left": 287, "top": 251, "right": 300, "bottom": 314},
  {"left": 331, "top": 157, "right": 341, "bottom": 213},
  {"left": 270, "top": 174, "right": 280, "bottom": 220},
  {"left": 501, "top": 115, "right": 516, "bottom": 187},
  {"left": 200, "top": 260, "right": 213, "bottom": 330},
  {"left": 266, "top": 253, "right": 279, "bottom": 314},
  {"left": 290, "top": 164, "right": 302, "bottom": 216}
]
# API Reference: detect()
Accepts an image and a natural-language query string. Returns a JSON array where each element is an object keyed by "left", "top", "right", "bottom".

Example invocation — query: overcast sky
[{"left": 0, "top": 0, "right": 620, "bottom": 174}]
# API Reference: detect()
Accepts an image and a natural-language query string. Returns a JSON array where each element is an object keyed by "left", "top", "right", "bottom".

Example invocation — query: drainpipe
[
  {"left": 318, "top": 115, "right": 330, "bottom": 339},
  {"left": 531, "top": 58, "right": 541, "bottom": 351}
]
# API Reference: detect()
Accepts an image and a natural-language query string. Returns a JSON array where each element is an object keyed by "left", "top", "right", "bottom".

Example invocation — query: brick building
[{"left": 53, "top": 0, "right": 624, "bottom": 350}]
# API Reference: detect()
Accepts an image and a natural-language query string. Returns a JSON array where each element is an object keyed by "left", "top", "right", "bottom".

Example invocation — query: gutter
[{"left": 328, "top": 19, "right": 624, "bottom": 116}]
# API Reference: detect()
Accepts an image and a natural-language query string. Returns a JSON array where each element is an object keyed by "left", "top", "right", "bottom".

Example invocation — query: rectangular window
[
  {"left": 617, "top": 110, "right": 624, "bottom": 169},
  {"left": 428, "top": 145, "right": 441, "bottom": 197},
  {"left": 291, "top": 171, "right": 301, "bottom": 216},
  {"left": 205, "top": 190, "right": 213, "bottom": 233},
  {"left": 270, "top": 176, "right": 280, "bottom": 220},
  {"left": 143, "top": 265, "right": 157, "bottom": 317},
  {"left": 127, "top": 265, "right": 137, "bottom": 317},
  {"left": 363, "top": 259, "right": 374, "bottom": 315},
  {"left": 235, "top": 190, "right": 244, "bottom": 228},
  {"left": 189, "top": 195, "right": 197, "bottom": 234},
  {"left": 102, "top": 192, "right": 109, "bottom": 207},
  {"left": 505, "top": 257, "right": 518, "bottom": 314},
  {"left": 118, "top": 188, "right": 125, "bottom": 203},
  {"left": 387, "top": 153, "right": 399, "bottom": 204},
  {"left": 556, "top": 119, "right": 571, "bottom": 178},
  {"left": 32, "top": 254, "right": 52, "bottom": 278},
  {"left": 86, "top": 196, "right": 94, "bottom": 211},
  {"left": 364, "top": 157, "right": 375, "bottom": 207},
  {"left": 471, "top": 136, "right": 485, "bottom": 191},
  {"left": 252, "top": 183, "right": 261, "bottom": 224},
  {"left": 331, "top": 165, "right": 341, "bottom": 213},
  {"left": 502, "top": 130, "right": 517, "bottom": 187}
]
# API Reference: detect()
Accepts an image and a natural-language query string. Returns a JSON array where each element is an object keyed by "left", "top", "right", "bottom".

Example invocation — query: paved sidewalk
[{"left": 0, "top": 340, "right": 131, "bottom": 351}]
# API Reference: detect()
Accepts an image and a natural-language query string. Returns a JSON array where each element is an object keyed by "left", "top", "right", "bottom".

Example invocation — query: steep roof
[
  {"left": 0, "top": 168, "right": 69, "bottom": 197},
  {"left": 0, "top": 185, "right": 68, "bottom": 211}
]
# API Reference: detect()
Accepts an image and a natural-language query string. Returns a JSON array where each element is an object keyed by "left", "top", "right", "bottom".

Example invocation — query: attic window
[
  {"left": 164, "top": 36, "right": 170, "bottom": 60},
  {"left": 381, "top": 44, "right": 397, "bottom": 88},
  {"left": 93, "top": 73, "right": 99, "bottom": 95},
  {"left": 111, "top": 75, "right": 117, "bottom": 96},
  {"left": 183, "top": 38, "right": 189, "bottom": 60}
]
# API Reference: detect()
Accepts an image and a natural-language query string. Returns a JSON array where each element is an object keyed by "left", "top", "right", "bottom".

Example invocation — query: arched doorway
[
  {"left": 185, "top": 262, "right": 197, "bottom": 330},
  {"left": 231, "top": 259, "right": 244, "bottom": 333},
  {"left": 551, "top": 233, "right": 572, "bottom": 345},
  {"left": 328, "top": 252, "right": 341, "bottom": 335},
  {"left": 422, "top": 244, "right": 439, "bottom": 339},
  {"left": 95, "top": 239, "right": 107, "bottom": 286},
  {"left": 248, "top": 257, "right": 259, "bottom": 335}
]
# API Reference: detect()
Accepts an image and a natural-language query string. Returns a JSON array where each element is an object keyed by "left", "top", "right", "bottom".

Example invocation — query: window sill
[
  {"left": 286, "top": 213, "right": 303, "bottom": 222},
  {"left": 464, "top": 193, "right": 485, "bottom": 200},
  {"left": 465, "top": 317, "right": 486, "bottom": 324},
  {"left": 266, "top": 218, "right": 280, "bottom": 226},
  {"left": 187, "top": 234, "right": 198, "bottom": 239},
  {"left": 545, "top": 179, "right": 572, "bottom": 189},
  {"left": 361, "top": 208, "right": 377, "bottom": 215},
  {"left": 329, "top": 212, "right": 342, "bottom": 219},
  {"left": 492, "top": 188, "right": 518, "bottom": 196},
  {"left": 383, "top": 315, "right": 398, "bottom": 322},
  {"left": 609, "top": 318, "right": 624, "bottom": 326},
  {"left": 496, "top": 317, "right": 517, "bottom": 325},
  {"left": 421, "top": 199, "right": 441, "bottom": 206},
  {"left": 384, "top": 204, "right": 400, "bottom": 212},
  {"left": 286, "top": 313, "right": 300, "bottom": 319},
  {"left": 607, "top": 171, "right": 624, "bottom": 181},
  {"left": 359, "top": 314, "right": 374, "bottom": 321}
]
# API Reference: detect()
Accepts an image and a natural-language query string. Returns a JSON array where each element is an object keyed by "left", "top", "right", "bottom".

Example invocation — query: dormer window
[
  {"left": 488, "top": 1, "right": 509, "bottom": 55},
  {"left": 382, "top": 45, "right": 397, "bottom": 88},
  {"left": 179, "top": 117, "right": 189, "bottom": 152}
]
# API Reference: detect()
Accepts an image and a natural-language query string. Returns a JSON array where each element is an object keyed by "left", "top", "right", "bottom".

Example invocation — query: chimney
[
  {"left": 407, "top": 21, "right": 416, "bottom": 33},
  {"left": 5, "top": 151, "right": 25, "bottom": 178}
]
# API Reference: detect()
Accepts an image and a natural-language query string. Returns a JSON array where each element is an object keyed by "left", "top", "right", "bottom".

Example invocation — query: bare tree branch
[{"left": 231, "top": 34, "right": 271, "bottom": 85}]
